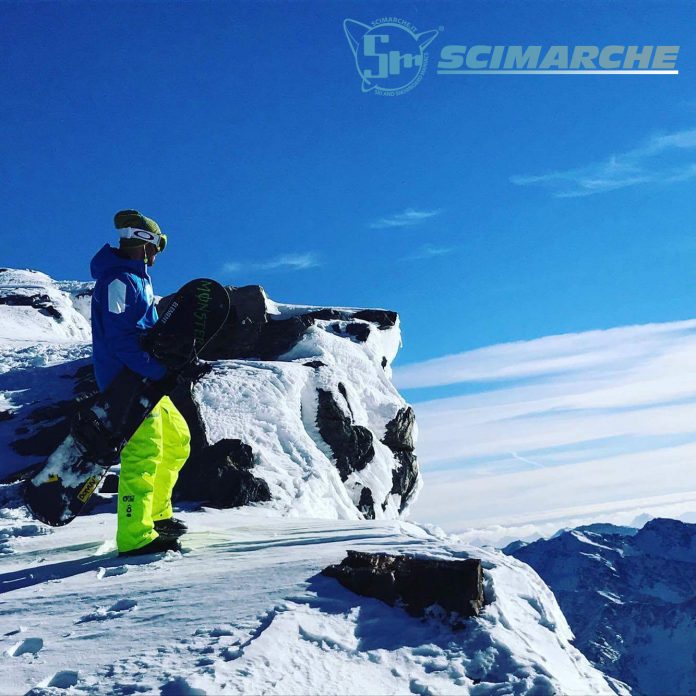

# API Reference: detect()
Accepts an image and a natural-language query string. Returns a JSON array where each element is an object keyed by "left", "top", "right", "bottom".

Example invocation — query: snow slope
[{"left": 0, "top": 506, "right": 626, "bottom": 695}]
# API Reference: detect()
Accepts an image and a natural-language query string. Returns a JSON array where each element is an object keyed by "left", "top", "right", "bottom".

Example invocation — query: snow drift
[{"left": 0, "top": 511, "right": 627, "bottom": 695}]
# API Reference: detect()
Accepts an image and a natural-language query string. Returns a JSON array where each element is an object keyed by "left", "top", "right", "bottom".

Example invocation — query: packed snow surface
[{"left": 0, "top": 506, "right": 624, "bottom": 695}]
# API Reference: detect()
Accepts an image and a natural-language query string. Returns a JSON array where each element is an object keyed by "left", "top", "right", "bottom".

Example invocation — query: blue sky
[{"left": 2, "top": 0, "right": 696, "bottom": 384}]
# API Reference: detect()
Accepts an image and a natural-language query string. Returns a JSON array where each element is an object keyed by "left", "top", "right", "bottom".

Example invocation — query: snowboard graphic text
[{"left": 193, "top": 280, "right": 213, "bottom": 344}]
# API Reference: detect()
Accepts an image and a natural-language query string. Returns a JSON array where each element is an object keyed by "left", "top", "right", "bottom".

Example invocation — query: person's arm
[{"left": 101, "top": 274, "right": 167, "bottom": 380}]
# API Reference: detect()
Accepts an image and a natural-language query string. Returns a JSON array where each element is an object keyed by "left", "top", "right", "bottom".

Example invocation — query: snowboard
[{"left": 24, "top": 278, "right": 230, "bottom": 527}]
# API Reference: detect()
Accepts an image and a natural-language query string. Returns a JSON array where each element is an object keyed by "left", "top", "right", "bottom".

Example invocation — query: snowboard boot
[
  {"left": 119, "top": 536, "right": 181, "bottom": 557},
  {"left": 154, "top": 517, "right": 188, "bottom": 540}
]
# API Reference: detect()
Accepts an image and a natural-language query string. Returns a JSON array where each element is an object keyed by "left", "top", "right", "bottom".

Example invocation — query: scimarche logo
[
  {"left": 343, "top": 18, "right": 679, "bottom": 94},
  {"left": 343, "top": 18, "right": 439, "bottom": 95}
]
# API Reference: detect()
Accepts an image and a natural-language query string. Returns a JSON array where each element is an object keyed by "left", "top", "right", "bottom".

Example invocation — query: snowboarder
[{"left": 90, "top": 210, "right": 190, "bottom": 556}]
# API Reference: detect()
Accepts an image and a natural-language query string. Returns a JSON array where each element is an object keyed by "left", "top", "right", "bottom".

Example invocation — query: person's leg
[
  {"left": 151, "top": 396, "right": 191, "bottom": 522},
  {"left": 116, "top": 403, "right": 163, "bottom": 553}
]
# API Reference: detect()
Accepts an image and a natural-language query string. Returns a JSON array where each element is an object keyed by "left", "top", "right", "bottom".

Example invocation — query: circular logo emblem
[{"left": 344, "top": 19, "right": 439, "bottom": 96}]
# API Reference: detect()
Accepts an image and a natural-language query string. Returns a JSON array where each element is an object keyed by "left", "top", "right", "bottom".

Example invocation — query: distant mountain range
[{"left": 507, "top": 517, "right": 696, "bottom": 695}]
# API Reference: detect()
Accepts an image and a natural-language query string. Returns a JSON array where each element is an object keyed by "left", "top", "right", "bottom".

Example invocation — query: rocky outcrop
[
  {"left": 1, "top": 272, "right": 420, "bottom": 521},
  {"left": 174, "top": 438, "right": 271, "bottom": 508},
  {"left": 381, "top": 407, "right": 419, "bottom": 513},
  {"left": 0, "top": 268, "right": 92, "bottom": 341},
  {"left": 315, "top": 386, "right": 375, "bottom": 481},
  {"left": 196, "top": 286, "right": 398, "bottom": 362},
  {"left": 323, "top": 550, "right": 484, "bottom": 625},
  {"left": 0, "top": 292, "right": 63, "bottom": 321},
  {"left": 185, "top": 285, "right": 416, "bottom": 519}
]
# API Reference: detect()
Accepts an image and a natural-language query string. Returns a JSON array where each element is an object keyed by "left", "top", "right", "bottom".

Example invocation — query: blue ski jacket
[{"left": 90, "top": 244, "right": 167, "bottom": 391}]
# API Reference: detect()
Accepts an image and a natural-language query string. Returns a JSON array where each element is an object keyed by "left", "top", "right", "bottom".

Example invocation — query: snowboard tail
[{"left": 24, "top": 278, "right": 230, "bottom": 527}]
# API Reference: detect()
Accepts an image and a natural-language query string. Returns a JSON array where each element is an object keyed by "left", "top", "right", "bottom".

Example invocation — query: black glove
[
  {"left": 157, "top": 361, "right": 213, "bottom": 393},
  {"left": 180, "top": 360, "right": 213, "bottom": 384},
  {"left": 141, "top": 330, "right": 196, "bottom": 369}
]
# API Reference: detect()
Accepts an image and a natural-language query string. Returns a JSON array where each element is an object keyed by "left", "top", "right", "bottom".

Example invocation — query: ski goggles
[{"left": 118, "top": 227, "right": 167, "bottom": 252}]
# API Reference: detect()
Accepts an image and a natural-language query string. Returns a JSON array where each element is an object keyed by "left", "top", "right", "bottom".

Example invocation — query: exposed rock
[
  {"left": 337, "top": 383, "right": 353, "bottom": 416},
  {"left": 382, "top": 407, "right": 419, "bottom": 513},
  {"left": 390, "top": 452, "right": 419, "bottom": 514},
  {"left": 2, "top": 273, "right": 418, "bottom": 521},
  {"left": 179, "top": 285, "right": 396, "bottom": 360},
  {"left": 256, "top": 315, "right": 314, "bottom": 359},
  {"left": 322, "top": 550, "right": 484, "bottom": 625},
  {"left": 0, "top": 293, "right": 63, "bottom": 321},
  {"left": 357, "top": 487, "right": 375, "bottom": 520},
  {"left": 352, "top": 309, "right": 398, "bottom": 329},
  {"left": 326, "top": 321, "right": 371, "bottom": 343},
  {"left": 315, "top": 387, "right": 374, "bottom": 481},
  {"left": 174, "top": 438, "right": 271, "bottom": 508},
  {"left": 346, "top": 322, "right": 371, "bottom": 342},
  {"left": 382, "top": 406, "right": 416, "bottom": 451},
  {"left": 305, "top": 307, "right": 397, "bottom": 330},
  {"left": 0, "top": 293, "right": 50, "bottom": 307}
]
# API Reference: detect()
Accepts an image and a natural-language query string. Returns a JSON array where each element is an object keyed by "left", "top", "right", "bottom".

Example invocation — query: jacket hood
[{"left": 90, "top": 244, "right": 150, "bottom": 281}]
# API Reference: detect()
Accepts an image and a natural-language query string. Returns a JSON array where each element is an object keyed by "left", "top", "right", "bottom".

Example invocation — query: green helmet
[{"left": 114, "top": 209, "right": 167, "bottom": 252}]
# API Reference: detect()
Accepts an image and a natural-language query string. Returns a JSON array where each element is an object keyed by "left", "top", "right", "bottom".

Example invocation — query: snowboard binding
[{"left": 70, "top": 408, "right": 121, "bottom": 466}]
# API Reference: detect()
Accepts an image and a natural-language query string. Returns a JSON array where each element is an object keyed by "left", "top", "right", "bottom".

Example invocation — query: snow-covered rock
[
  {"left": 189, "top": 318, "right": 417, "bottom": 520},
  {"left": 0, "top": 269, "right": 419, "bottom": 520},
  {"left": 508, "top": 517, "right": 696, "bottom": 694},
  {"left": 0, "top": 268, "right": 91, "bottom": 342}
]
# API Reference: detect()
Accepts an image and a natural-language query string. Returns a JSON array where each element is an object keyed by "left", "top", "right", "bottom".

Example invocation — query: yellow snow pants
[{"left": 116, "top": 396, "right": 191, "bottom": 553}]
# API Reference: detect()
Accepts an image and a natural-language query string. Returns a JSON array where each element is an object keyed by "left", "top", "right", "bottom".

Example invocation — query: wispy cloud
[
  {"left": 369, "top": 208, "right": 442, "bottom": 229},
  {"left": 403, "top": 244, "right": 455, "bottom": 261},
  {"left": 395, "top": 319, "right": 696, "bottom": 534},
  {"left": 511, "top": 127, "right": 696, "bottom": 197},
  {"left": 223, "top": 252, "right": 320, "bottom": 274},
  {"left": 441, "top": 491, "right": 696, "bottom": 548}
]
